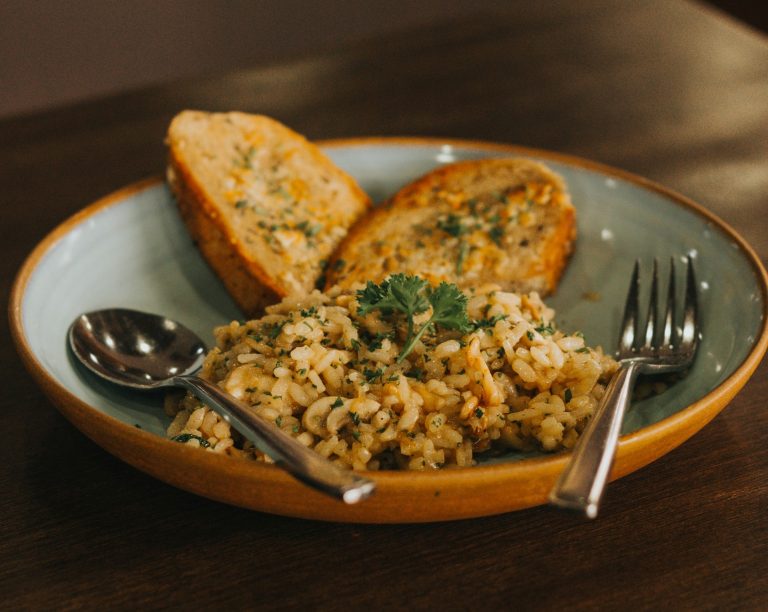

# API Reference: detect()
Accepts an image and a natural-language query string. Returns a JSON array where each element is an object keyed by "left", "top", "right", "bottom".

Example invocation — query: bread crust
[
  {"left": 167, "top": 159, "right": 283, "bottom": 314},
  {"left": 326, "top": 158, "right": 576, "bottom": 295},
  {"left": 166, "top": 111, "right": 371, "bottom": 316}
]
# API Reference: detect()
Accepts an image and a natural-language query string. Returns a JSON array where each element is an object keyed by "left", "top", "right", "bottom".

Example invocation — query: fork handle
[{"left": 549, "top": 361, "right": 639, "bottom": 518}]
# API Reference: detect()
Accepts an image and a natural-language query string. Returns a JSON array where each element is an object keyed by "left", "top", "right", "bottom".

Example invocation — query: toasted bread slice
[
  {"left": 167, "top": 111, "right": 371, "bottom": 315},
  {"left": 326, "top": 158, "right": 575, "bottom": 294}
]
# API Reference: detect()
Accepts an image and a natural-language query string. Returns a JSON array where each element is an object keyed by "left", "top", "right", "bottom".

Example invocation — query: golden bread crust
[
  {"left": 166, "top": 111, "right": 371, "bottom": 316},
  {"left": 326, "top": 158, "right": 576, "bottom": 295}
]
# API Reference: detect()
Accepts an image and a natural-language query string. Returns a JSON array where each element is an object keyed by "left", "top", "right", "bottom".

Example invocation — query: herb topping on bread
[
  {"left": 326, "top": 158, "right": 576, "bottom": 295},
  {"left": 167, "top": 110, "right": 371, "bottom": 315}
]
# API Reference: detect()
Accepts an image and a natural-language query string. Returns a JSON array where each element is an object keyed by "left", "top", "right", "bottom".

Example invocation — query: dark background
[{"left": 1, "top": 0, "right": 766, "bottom": 119}]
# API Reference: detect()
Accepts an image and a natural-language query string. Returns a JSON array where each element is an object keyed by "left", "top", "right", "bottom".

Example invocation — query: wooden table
[{"left": 3, "top": 1, "right": 767, "bottom": 608}]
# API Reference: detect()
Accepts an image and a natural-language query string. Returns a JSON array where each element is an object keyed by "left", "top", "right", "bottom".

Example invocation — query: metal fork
[{"left": 549, "top": 257, "right": 700, "bottom": 518}]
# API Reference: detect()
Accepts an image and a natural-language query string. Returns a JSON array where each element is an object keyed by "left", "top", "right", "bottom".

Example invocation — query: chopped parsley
[
  {"left": 363, "top": 367, "right": 384, "bottom": 383},
  {"left": 488, "top": 225, "right": 504, "bottom": 245},
  {"left": 470, "top": 313, "right": 507, "bottom": 330},
  {"left": 264, "top": 320, "right": 286, "bottom": 340},
  {"left": 295, "top": 220, "right": 321, "bottom": 238},
  {"left": 405, "top": 368, "right": 425, "bottom": 380},
  {"left": 534, "top": 323, "right": 555, "bottom": 336},
  {"left": 331, "top": 397, "right": 344, "bottom": 409},
  {"left": 240, "top": 146, "right": 256, "bottom": 168},
  {"left": 437, "top": 213, "right": 468, "bottom": 237},
  {"left": 171, "top": 433, "right": 210, "bottom": 448},
  {"left": 300, "top": 305, "right": 318, "bottom": 318},
  {"left": 361, "top": 331, "right": 394, "bottom": 351}
]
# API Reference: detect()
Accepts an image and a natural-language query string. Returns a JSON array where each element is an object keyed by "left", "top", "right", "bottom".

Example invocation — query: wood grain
[{"left": 2, "top": 1, "right": 767, "bottom": 608}]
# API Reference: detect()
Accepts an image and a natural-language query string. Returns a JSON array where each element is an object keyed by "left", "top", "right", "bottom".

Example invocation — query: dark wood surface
[{"left": 2, "top": 1, "right": 767, "bottom": 608}]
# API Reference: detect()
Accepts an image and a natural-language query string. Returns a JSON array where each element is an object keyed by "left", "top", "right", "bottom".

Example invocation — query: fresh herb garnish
[
  {"left": 405, "top": 367, "right": 424, "bottom": 380},
  {"left": 264, "top": 320, "right": 286, "bottom": 340},
  {"left": 363, "top": 367, "right": 384, "bottom": 383},
  {"left": 356, "top": 274, "right": 471, "bottom": 363},
  {"left": 349, "top": 411, "right": 361, "bottom": 426},
  {"left": 534, "top": 323, "right": 555, "bottom": 335},
  {"left": 437, "top": 214, "right": 468, "bottom": 237},
  {"left": 171, "top": 433, "right": 210, "bottom": 448},
  {"left": 300, "top": 305, "right": 318, "bottom": 318},
  {"left": 331, "top": 397, "right": 344, "bottom": 409},
  {"left": 240, "top": 146, "right": 256, "bottom": 168},
  {"left": 361, "top": 331, "right": 394, "bottom": 351},
  {"left": 470, "top": 314, "right": 507, "bottom": 330},
  {"left": 488, "top": 225, "right": 504, "bottom": 246},
  {"left": 295, "top": 220, "right": 321, "bottom": 238}
]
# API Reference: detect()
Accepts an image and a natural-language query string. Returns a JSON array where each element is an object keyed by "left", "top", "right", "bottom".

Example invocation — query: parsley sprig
[{"left": 356, "top": 274, "right": 471, "bottom": 363}]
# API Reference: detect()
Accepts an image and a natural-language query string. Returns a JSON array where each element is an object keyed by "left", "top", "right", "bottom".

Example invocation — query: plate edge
[{"left": 7, "top": 143, "right": 768, "bottom": 522}]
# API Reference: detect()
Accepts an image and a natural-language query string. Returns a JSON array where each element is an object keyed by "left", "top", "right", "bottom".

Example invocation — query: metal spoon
[{"left": 68, "top": 308, "right": 375, "bottom": 504}]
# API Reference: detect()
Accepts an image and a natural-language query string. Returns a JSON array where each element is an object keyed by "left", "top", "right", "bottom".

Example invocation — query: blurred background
[
  {"left": 0, "top": 0, "right": 508, "bottom": 119},
  {"left": 1, "top": 0, "right": 766, "bottom": 120}
]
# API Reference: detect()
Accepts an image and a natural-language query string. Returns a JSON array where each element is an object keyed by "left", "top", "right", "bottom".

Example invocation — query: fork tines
[{"left": 620, "top": 257, "right": 699, "bottom": 356}]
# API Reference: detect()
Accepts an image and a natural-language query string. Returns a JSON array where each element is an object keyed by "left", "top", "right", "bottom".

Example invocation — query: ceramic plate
[{"left": 10, "top": 138, "right": 768, "bottom": 522}]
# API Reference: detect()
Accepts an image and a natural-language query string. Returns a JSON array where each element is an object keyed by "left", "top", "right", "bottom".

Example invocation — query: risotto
[{"left": 166, "top": 282, "right": 617, "bottom": 470}]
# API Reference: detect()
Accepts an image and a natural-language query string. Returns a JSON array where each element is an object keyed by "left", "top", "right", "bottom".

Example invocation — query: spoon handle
[{"left": 176, "top": 376, "right": 376, "bottom": 504}]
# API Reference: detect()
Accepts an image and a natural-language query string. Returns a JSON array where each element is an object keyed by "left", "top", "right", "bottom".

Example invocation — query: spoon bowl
[
  {"left": 68, "top": 308, "right": 375, "bottom": 504},
  {"left": 69, "top": 309, "right": 206, "bottom": 388}
]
